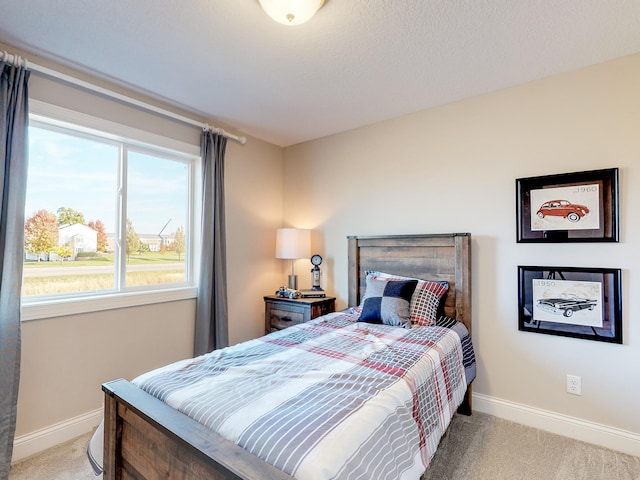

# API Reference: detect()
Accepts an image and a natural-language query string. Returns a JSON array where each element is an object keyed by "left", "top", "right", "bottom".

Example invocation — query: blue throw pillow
[{"left": 359, "top": 278, "right": 418, "bottom": 328}]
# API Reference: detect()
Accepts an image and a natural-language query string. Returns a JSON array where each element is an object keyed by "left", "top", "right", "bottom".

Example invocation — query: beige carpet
[
  {"left": 9, "top": 413, "right": 640, "bottom": 479},
  {"left": 10, "top": 430, "right": 97, "bottom": 480},
  {"left": 423, "top": 413, "right": 640, "bottom": 480}
]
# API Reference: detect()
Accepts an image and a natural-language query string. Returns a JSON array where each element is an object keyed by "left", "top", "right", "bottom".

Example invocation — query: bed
[{"left": 97, "top": 233, "right": 473, "bottom": 479}]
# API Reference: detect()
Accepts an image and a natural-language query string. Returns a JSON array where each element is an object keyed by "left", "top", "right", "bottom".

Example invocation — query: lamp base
[{"left": 288, "top": 274, "right": 298, "bottom": 290}]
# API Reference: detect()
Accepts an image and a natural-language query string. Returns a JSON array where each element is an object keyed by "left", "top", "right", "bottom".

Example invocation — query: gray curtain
[
  {"left": 0, "top": 59, "right": 30, "bottom": 478},
  {"left": 194, "top": 130, "right": 229, "bottom": 356}
]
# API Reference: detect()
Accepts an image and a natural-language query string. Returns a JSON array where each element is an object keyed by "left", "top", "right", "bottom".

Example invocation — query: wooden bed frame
[{"left": 102, "top": 233, "right": 472, "bottom": 479}]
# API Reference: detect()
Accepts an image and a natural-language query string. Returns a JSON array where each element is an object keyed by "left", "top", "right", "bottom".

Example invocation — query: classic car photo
[
  {"left": 536, "top": 199, "right": 589, "bottom": 222},
  {"left": 536, "top": 296, "right": 597, "bottom": 317}
]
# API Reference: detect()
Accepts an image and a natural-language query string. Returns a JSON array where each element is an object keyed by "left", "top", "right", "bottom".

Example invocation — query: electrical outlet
[{"left": 566, "top": 374, "right": 582, "bottom": 395}]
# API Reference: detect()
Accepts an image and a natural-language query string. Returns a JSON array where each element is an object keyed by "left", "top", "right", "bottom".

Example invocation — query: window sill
[{"left": 21, "top": 287, "right": 198, "bottom": 321}]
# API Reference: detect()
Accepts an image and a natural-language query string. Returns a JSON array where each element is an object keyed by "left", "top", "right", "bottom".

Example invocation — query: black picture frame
[
  {"left": 516, "top": 168, "right": 619, "bottom": 242},
  {"left": 518, "top": 266, "right": 622, "bottom": 344}
]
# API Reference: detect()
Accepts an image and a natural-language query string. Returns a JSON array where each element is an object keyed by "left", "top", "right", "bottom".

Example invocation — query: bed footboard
[{"left": 102, "top": 379, "right": 295, "bottom": 480}]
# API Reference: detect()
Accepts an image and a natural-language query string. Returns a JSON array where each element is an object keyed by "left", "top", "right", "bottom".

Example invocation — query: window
[{"left": 22, "top": 102, "right": 200, "bottom": 319}]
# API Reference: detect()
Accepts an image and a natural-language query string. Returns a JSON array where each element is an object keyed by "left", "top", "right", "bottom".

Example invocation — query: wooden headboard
[{"left": 347, "top": 233, "right": 472, "bottom": 333}]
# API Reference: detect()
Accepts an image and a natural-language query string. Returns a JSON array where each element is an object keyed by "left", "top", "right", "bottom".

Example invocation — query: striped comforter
[{"left": 133, "top": 310, "right": 474, "bottom": 480}]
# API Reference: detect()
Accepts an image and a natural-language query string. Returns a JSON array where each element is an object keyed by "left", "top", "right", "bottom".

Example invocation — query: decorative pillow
[
  {"left": 359, "top": 278, "right": 418, "bottom": 328},
  {"left": 365, "top": 271, "right": 449, "bottom": 326}
]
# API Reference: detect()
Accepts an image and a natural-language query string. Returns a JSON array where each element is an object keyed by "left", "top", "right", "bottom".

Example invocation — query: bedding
[{"left": 128, "top": 309, "right": 475, "bottom": 480}]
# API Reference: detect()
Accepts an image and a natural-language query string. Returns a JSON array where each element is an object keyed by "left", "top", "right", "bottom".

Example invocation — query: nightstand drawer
[
  {"left": 270, "top": 306, "right": 305, "bottom": 329},
  {"left": 264, "top": 295, "right": 336, "bottom": 334}
]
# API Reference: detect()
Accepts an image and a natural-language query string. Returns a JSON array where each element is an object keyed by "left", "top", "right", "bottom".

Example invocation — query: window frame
[{"left": 22, "top": 100, "right": 201, "bottom": 321}]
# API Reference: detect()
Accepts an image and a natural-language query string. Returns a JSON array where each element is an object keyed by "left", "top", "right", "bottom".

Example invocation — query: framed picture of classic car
[
  {"left": 516, "top": 168, "right": 619, "bottom": 242},
  {"left": 518, "top": 266, "right": 622, "bottom": 344}
]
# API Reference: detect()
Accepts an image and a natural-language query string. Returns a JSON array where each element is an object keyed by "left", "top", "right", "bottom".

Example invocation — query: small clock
[{"left": 310, "top": 254, "right": 323, "bottom": 291}]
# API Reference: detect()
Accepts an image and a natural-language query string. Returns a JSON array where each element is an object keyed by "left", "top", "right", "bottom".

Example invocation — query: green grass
[
  {"left": 24, "top": 252, "right": 184, "bottom": 268},
  {"left": 22, "top": 252, "right": 186, "bottom": 295},
  {"left": 22, "top": 269, "right": 185, "bottom": 296}
]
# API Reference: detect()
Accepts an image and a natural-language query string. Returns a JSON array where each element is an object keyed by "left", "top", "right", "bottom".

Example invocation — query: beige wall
[
  {"left": 283, "top": 53, "right": 640, "bottom": 436},
  {"left": 225, "top": 136, "right": 284, "bottom": 345},
  {"left": 9, "top": 42, "right": 285, "bottom": 439},
  {"left": 17, "top": 300, "right": 195, "bottom": 435}
]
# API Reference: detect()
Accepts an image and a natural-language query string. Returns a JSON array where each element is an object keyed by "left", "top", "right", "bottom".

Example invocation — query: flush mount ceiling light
[{"left": 258, "top": 0, "right": 325, "bottom": 26}]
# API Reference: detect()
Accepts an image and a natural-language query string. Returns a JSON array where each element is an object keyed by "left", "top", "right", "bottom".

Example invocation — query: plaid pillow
[
  {"left": 365, "top": 271, "right": 449, "bottom": 326},
  {"left": 359, "top": 278, "right": 418, "bottom": 328}
]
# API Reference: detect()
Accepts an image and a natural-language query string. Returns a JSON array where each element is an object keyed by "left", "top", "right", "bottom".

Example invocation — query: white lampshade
[
  {"left": 258, "top": 0, "right": 325, "bottom": 26},
  {"left": 276, "top": 228, "right": 310, "bottom": 290},
  {"left": 275, "top": 228, "right": 310, "bottom": 259}
]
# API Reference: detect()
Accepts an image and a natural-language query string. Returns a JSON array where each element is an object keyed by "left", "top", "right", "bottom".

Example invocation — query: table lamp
[{"left": 275, "top": 228, "right": 310, "bottom": 290}]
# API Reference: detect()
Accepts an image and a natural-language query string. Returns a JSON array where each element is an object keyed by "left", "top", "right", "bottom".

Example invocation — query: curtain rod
[{"left": 1, "top": 50, "right": 247, "bottom": 145}]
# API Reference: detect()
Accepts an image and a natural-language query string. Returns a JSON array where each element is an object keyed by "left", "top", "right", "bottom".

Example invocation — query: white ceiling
[{"left": 1, "top": 1, "right": 639, "bottom": 147}]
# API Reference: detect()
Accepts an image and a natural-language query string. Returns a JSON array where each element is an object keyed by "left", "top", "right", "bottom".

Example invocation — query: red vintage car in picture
[{"left": 536, "top": 199, "right": 589, "bottom": 223}]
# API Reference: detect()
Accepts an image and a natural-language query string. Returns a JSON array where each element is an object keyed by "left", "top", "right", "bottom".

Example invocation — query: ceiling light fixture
[{"left": 258, "top": 0, "right": 325, "bottom": 26}]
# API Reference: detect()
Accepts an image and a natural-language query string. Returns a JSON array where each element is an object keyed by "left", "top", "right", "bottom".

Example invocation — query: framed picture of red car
[
  {"left": 518, "top": 266, "right": 622, "bottom": 344},
  {"left": 516, "top": 168, "right": 619, "bottom": 242}
]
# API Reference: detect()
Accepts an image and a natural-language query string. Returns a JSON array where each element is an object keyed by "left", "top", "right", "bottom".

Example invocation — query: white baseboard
[
  {"left": 12, "top": 407, "right": 102, "bottom": 462},
  {"left": 473, "top": 393, "right": 640, "bottom": 458},
  {"left": 12, "top": 395, "right": 640, "bottom": 463}
]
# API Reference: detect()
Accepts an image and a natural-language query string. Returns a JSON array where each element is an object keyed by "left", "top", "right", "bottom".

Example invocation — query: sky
[{"left": 26, "top": 125, "right": 189, "bottom": 236}]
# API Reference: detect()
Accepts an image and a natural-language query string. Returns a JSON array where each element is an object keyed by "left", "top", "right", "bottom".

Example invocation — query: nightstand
[{"left": 264, "top": 295, "right": 336, "bottom": 334}]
